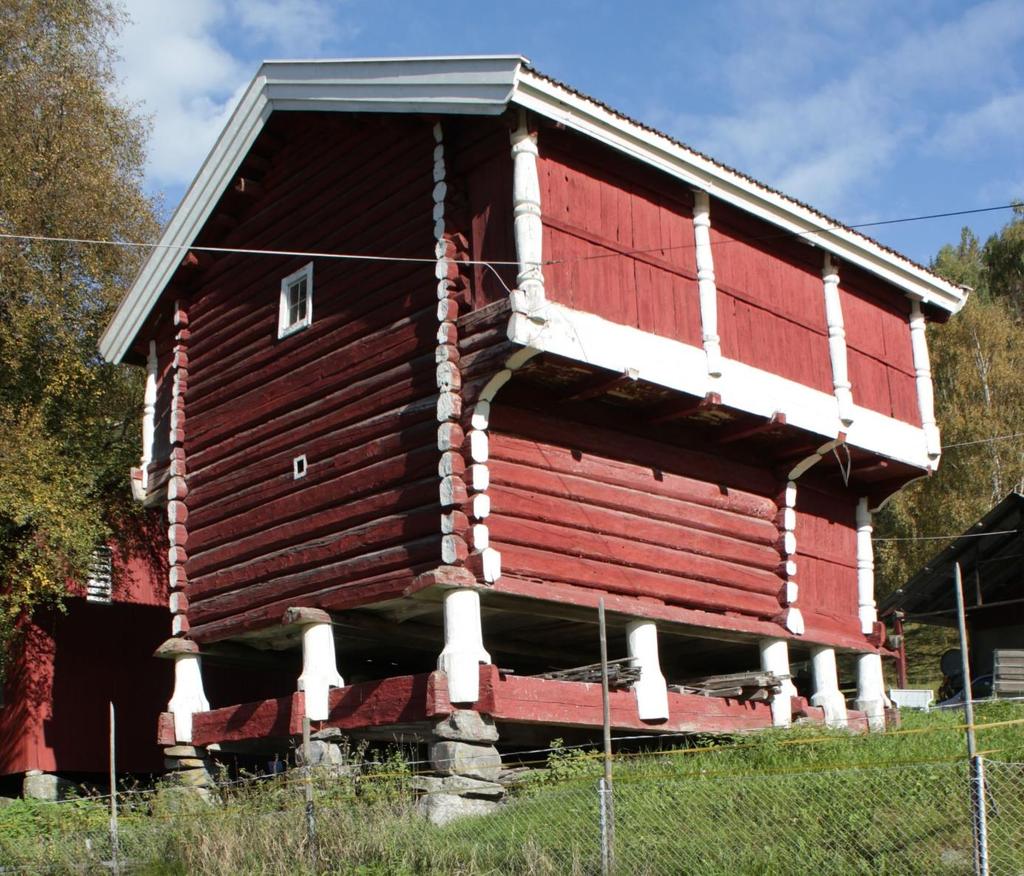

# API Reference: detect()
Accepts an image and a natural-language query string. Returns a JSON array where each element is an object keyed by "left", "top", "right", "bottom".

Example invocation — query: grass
[{"left": 2, "top": 701, "right": 1022, "bottom": 875}]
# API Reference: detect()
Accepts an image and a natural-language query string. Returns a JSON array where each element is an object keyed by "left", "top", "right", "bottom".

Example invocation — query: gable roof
[{"left": 100, "top": 55, "right": 967, "bottom": 364}]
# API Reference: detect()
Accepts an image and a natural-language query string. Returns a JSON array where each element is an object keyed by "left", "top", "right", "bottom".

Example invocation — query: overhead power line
[
  {"left": 944, "top": 433, "right": 1024, "bottom": 450},
  {"left": 0, "top": 202, "right": 1017, "bottom": 270}
]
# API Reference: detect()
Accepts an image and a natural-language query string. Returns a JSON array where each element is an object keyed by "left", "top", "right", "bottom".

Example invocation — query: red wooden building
[
  {"left": 99, "top": 56, "right": 965, "bottom": 758},
  {"left": 0, "top": 543, "right": 169, "bottom": 793}
]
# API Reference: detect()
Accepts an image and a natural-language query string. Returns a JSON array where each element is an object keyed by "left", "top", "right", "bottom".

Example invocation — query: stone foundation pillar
[
  {"left": 438, "top": 589, "right": 490, "bottom": 704},
  {"left": 626, "top": 620, "right": 669, "bottom": 721},
  {"left": 419, "top": 709, "right": 504, "bottom": 825},
  {"left": 810, "top": 646, "right": 848, "bottom": 728},
  {"left": 163, "top": 744, "right": 217, "bottom": 797},
  {"left": 759, "top": 638, "right": 798, "bottom": 728}
]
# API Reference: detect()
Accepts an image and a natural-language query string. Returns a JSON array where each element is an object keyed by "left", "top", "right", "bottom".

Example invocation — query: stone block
[
  {"left": 430, "top": 741, "right": 501, "bottom": 781},
  {"left": 440, "top": 775, "right": 504, "bottom": 799},
  {"left": 433, "top": 709, "right": 499, "bottom": 743},
  {"left": 164, "top": 745, "right": 200, "bottom": 758},
  {"left": 417, "top": 792, "right": 501, "bottom": 826},
  {"left": 311, "top": 727, "right": 345, "bottom": 742},
  {"left": 165, "top": 757, "right": 207, "bottom": 769},
  {"left": 295, "top": 740, "right": 345, "bottom": 767},
  {"left": 174, "top": 767, "right": 214, "bottom": 789},
  {"left": 410, "top": 776, "right": 444, "bottom": 793},
  {"left": 22, "top": 772, "right": 74, "bottom": 801}
]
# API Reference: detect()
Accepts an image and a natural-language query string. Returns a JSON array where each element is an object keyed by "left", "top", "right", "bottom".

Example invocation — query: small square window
[{"left": 278, "top": 262, "right": 313, "bottom": 338}]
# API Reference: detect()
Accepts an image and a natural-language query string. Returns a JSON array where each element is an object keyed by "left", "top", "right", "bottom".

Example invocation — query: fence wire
[{"left": 3, "top": 704, "right": 1024, "bottom": 875}]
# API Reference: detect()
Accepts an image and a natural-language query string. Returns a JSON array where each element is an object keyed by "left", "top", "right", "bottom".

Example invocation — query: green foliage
[
  {"left": 0, "top": 0, "right": 157, "bottom": 673},
  {"left": 5, "top": 707, "right": 1024, "bottom": 875},
  {"left": 874, "top": 209, "right": 1024, "bottom": 680}
]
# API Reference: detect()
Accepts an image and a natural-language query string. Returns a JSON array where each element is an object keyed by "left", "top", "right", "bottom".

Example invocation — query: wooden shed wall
[{"left": 179, "top": 115, "right": 442, "bottom": 638}]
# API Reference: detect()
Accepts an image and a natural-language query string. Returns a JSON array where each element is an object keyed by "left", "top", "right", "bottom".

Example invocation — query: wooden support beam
[
  {"left": 644, "top": 391, "right": 720, "bottom": 425},
  {"left": 717, "top": 411, "right": 786, "bottom": 445},
  {"left": 559, "top": 370, "right": 638, "bottom": 402},
  {"left": 182, "top": 665, "right": 781, "bottom": 747}
]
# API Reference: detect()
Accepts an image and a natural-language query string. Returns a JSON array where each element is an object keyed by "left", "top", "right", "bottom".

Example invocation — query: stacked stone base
[
  {"left": 162, "top": 744, "right": 217, "bottom": 802},
  {"left": 418, "top": 710, "right": 504, "bottom": 826}
]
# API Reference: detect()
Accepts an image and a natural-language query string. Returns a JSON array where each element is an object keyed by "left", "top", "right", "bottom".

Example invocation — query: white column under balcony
[
  {"left": 284, "top": 607, "right": 344, "bottom": 722},
  {"left": 856, "top": 652, "right": 888, "bottom": 732},
  {"left": 759, "top": 638, "right": 799, "bottom": 728},
  {"left": 626, "top": 620, "right": 669, "bottom": 721},
  {"left": 810, "top": 645, "right": 848, "bottom": 729},
  {"left": 156, "top": 638, "right": 210, "bottom": 744},
  {"left": 439, "top": 588, "right": 491, "bottom": 704}
]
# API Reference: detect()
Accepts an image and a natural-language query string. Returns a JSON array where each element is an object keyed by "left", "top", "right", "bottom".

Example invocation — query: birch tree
[{"left": 0, "top": 0, "right": 157, "bottom": 674}]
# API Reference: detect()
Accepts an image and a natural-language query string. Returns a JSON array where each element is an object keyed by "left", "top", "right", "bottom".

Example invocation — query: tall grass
[{"left": 1, "top": 701, "right": 1021, "bottom": 875}]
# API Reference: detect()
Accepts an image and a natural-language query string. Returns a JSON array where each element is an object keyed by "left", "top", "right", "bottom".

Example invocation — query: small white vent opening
[{"left": 293, "top": 454, "right": 308, "bottom": 479}]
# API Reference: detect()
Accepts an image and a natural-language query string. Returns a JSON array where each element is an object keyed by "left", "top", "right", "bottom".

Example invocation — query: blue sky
[{"left": 114, "top": 0, "right": 1024, "bottom": 266}]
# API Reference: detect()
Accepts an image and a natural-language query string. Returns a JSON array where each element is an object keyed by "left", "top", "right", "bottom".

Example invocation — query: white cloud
[
  {"left": 116, "top": 0, "right": 248, "bottom": 191},
  {"left": 930, "top": 90, "right": 1024, "bottom": 155},
  {"left": 235, "top": 0, "right": 360, "bottom": 55},
  {"left": 661, "top": 0, "right": 1024, "bottom": 217},
  {"left": 114, "top": 0, "right": 359, "bottom": 195}
]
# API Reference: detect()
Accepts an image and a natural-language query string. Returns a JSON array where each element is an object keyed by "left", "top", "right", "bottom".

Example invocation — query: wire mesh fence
[{"left": 3, "top": 706, "right": 1024, "bottom": 874}]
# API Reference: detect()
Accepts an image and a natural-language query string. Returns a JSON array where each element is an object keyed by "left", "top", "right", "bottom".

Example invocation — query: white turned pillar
[
  {"left": 283, "top": 607, "right": 344, "bottom": 722},
  {"left": 692, "top": 190, "right": 722, "bottom": 378},
  {"left": 810, "top": 646, "right": 848, "bottom": 728},
  {"left": 855, "top": 497, "right": 877, "bottom": 635},
  {"left": 760, "top": 638, "right": 798, "bottom": 728},
  {"left": 822, "top": 254, "right": 854, "bottom": 427},
  {"left": 856, "top": 652, "right": 888, "bottom": 732},
  {"left": 439, "top": 589, "right": 491, "bottom": 704},
  {"left": 626, "top": 620, "right": 669, "bottom": 721},
  {"left": 141, "top": 340, "right": 158, "bottom": 489},
  {"left": 510, "top": 111, "right": 545, "bottom": 316},
  {"left": 156, "top": 639, "right": 209, "bottom": 744},
  {"left": 909, "top": 299, "right": 941, "bottom": 463}
]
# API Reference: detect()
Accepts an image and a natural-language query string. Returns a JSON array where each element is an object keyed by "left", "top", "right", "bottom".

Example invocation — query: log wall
[
  {"left": 179, "top": 114, "right": 442, "bottom": 639},
  {"left": 486, "top": 403, "right": 785, "bottom": 620}
]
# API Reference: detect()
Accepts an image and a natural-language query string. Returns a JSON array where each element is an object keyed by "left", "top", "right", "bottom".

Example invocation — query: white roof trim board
[{"left": 100, "top": 55, "right": 966, "bottom": 364}]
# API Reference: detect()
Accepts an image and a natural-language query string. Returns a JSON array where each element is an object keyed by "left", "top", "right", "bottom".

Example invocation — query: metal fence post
[
  {"left": 598, "top": 600, "right": 615, "bottom": 874},
  {"left": 954, "top": 562, "right": 990, "bottom": 876},
  {"left": 598, "top": 777, "right": 612, "bottom": 876}
]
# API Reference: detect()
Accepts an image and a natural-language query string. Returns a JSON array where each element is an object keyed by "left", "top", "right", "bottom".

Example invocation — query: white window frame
[{"left": 278, "top": 262, "right": 314, "bottom": 338}]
